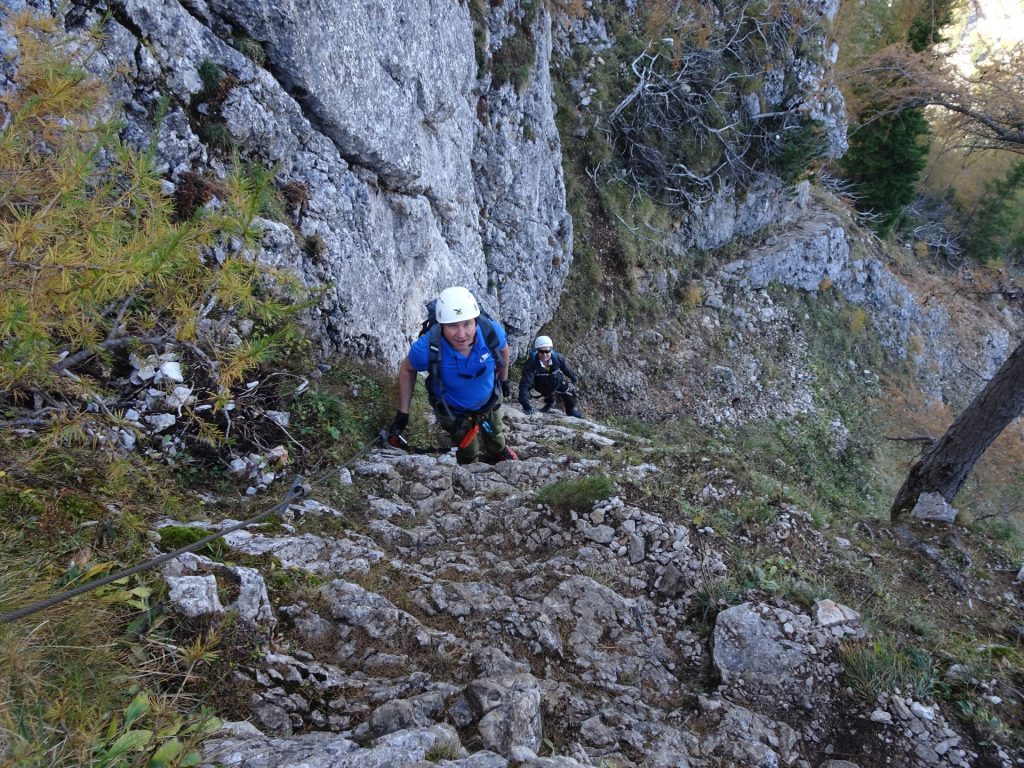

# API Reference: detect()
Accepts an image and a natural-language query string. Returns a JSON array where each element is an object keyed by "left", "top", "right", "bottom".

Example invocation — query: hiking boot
[
  {"left": 540, "top": 402, "right": 553, "bottom": 413},
  {"left": 567, "top": 410, "right": 583, "bottom": 418},
  {"left": 495, "top": 446, "right": 519, "bottom": 462}
]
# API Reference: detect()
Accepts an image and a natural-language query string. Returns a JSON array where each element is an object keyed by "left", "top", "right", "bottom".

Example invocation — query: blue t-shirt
[{"left": 407, "top": 321, "right": 508, "bottom": 411}]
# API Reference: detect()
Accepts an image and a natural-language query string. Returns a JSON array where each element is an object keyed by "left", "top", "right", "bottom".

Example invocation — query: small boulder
[{"left": 910, "top": 492, "right": 957, "bottom": 524}]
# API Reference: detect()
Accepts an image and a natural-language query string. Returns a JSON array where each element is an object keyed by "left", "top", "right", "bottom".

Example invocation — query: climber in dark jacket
[{"left": 518, "top": 335, "right": 582, "bottom": 417}]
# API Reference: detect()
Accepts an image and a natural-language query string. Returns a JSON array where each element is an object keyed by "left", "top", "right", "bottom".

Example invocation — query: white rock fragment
[
  {"left": 910, "top": 701, "right": 935, "bottom": 721},
  {"left": 145, "top": 413, "right": 177, "bottom": 432},
  {"left": 166, "top": 574, "right": 222, "bottom": 617},
  {"left": 158, "top": 360, "right": 184, "bottom": 383},
  {"left": 910, "top": 492, "right": 957, "bottom": 524},
  {"left": 264, "top": 410, "right": 290, "bottom": 427},
  {"left": 813, "top": 599, "right": 859, "bottom": 627}
]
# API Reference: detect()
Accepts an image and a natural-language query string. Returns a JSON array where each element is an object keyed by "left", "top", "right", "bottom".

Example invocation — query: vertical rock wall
[{"left": 35, "top": 0, "right": 571, "bottom": 362}]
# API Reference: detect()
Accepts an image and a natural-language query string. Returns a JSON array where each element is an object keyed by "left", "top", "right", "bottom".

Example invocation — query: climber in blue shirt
[{"left": 387, "top": 286, "right": 518, "bottom": 464}]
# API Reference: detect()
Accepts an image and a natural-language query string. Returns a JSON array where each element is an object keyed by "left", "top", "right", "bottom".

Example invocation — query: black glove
[
  {"left": 500, "top": 379, "right": 511, "bottom": 398},
  {"left": 522, "top": 403, "right": 534, "bottom": 415},
  {"left": 388, "top": 410, "right": 409, "bottom": 435}
]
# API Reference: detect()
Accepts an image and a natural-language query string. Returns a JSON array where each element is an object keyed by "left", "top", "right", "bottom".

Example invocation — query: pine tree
[
  {"left": 840, "top": 106, "right": 931, "bottom": 236},
  {"left": 961, "top": 160, "right": 1024, "bottom": 264}
]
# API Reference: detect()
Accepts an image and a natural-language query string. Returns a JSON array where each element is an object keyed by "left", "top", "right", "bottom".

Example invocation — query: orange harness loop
[{"left": 458, "top": 422, "right": 481, "bottom": 449}]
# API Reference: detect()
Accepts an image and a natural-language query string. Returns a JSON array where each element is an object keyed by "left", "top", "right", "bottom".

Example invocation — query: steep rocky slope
[
  {"left": 573, "top": 189, "right": 1021, "bottom": 424},
  {"left": 3, "top": 2, "right": 1023, "bottom": 766},
  {"left": 157, "top": 409, "right": 1022, "bottom": 767}
]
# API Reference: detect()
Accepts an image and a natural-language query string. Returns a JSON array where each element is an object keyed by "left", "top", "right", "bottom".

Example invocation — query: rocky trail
[{"left": 156, "top": 410, "right": 993, "bottom": 768}]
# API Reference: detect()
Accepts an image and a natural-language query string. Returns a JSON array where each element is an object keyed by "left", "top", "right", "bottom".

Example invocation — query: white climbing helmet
[
  {"left": 435, "top": 286, "right": 480, "bottom": 324},
  {"left": 534, "top": 335, "right": 553, "bottom": 350}
]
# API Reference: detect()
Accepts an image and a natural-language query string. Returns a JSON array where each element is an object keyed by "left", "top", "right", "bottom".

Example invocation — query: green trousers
[{"left": 436, "top": 405, "right": 506, "bottom": 464}]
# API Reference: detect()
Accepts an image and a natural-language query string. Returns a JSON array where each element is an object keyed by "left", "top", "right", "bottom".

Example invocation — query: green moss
[
  {"left": 54, "top": 492, "right": 105, "bottom": 523},
  {"left": 0, "top": 488, "right": 46, "bottom": 519},
  {"left": 157, "top": 524, "right": 227, "bottom": 559}
]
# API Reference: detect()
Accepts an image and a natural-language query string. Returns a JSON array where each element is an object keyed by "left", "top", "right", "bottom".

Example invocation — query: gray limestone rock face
[
  {"left": 472, "top": 0, "right": 573, "bottom": 343},
  {"left": 720, "top": 216, "right": 851, "bottom": 294},
  {"left": 676, "top": 177, "right": 803, "bottom": 253},
  {"left": 43, "top": 0, "right": 570, "bottom": 363},
  {"left": 204, "top": 0, "right": 476, "bottom": 189},
  {"left": 718, "top": 207, "right": 1016, "bottom": 406}
]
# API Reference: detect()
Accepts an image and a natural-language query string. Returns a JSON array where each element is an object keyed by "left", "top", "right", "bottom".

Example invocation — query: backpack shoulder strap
[
  {"left": 427, "top": 323, "right": 443, "bottom": 363},
  {"left": 476, "top": 315, "right": 502, "bottom": 363},
  {"left": 554, "top": 351, "right": 576, "bottom": 384},
  {"left": 426, "top": 323, "right": 454, "bottom": 418},
  {"left": 476, "top": 315, "right": 505, "bottom": 405}
]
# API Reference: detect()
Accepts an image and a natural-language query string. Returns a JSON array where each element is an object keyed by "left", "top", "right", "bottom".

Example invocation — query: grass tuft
[
  {"left": 839, "top": 638, "right": 938, "bottom": 702},
  {"left": 536, "top": 474, "right": 615, "bottom": 518}
]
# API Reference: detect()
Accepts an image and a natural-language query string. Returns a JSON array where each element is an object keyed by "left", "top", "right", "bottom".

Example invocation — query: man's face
[{"left": 441, "top": 318, "right": 477, "bottom": 351}]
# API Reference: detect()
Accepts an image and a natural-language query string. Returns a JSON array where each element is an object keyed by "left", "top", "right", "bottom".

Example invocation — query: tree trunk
[{"left": 891, "top": 340, "right": 1024, "bottom": 519}]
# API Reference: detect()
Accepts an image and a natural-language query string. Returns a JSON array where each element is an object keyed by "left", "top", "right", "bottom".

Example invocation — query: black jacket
[{"left": 518, "top": 350, "right": 577, "bottom": 405}]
